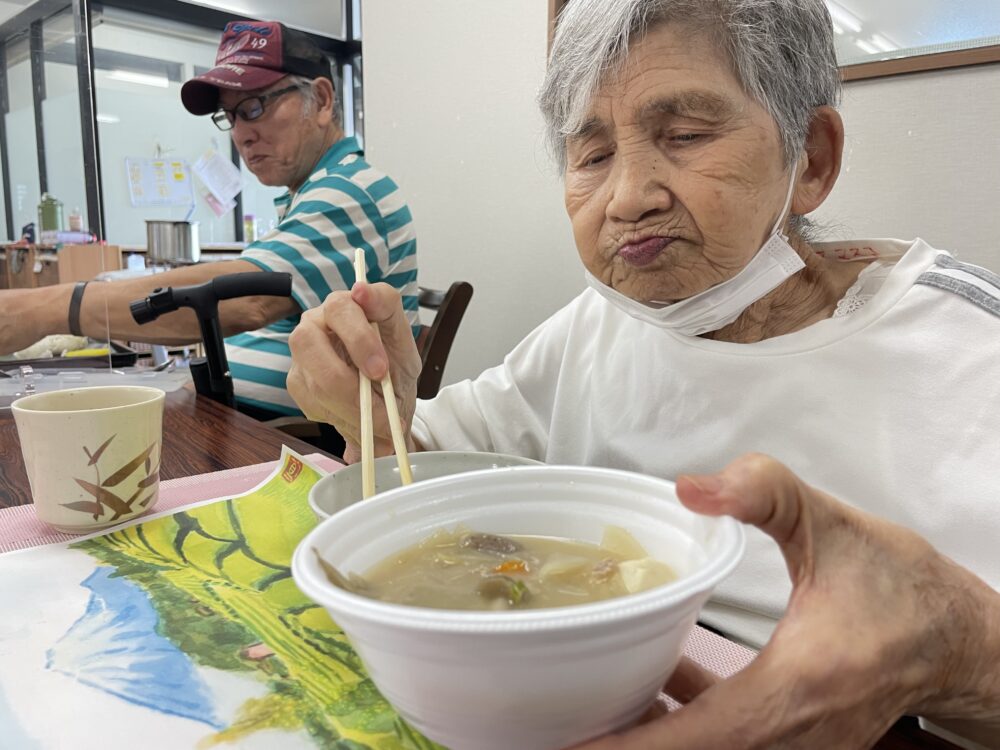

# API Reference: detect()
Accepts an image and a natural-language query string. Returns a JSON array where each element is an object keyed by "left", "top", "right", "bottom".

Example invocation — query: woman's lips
[{"left": 617, "top": 237, "right": 673, "bottom": 267}]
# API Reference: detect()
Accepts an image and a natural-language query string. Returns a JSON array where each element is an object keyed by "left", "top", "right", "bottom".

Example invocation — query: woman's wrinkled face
[{"left": 565, "top": 24, "right": 795, "bottom": 303}]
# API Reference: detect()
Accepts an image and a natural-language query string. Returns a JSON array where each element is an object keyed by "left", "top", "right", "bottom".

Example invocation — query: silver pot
[{"left": 146, "top": 220, "right": 200, "bottom": 264}]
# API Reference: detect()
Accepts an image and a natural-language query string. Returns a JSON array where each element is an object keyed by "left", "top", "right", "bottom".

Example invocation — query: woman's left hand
[{"left": 574, "top": 454, "right": 1000, "bottom": 750}]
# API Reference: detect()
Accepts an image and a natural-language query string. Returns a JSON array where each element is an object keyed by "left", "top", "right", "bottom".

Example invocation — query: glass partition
[
  {"left": 175, "top": 0, "right": 346, "bottom": 39},
  {"left": 42, "top": 6, "right": 87, "bottom": 235},
  {"left": 347, "top": 53, "right": 363, "bottom": 144},
  {"left": 0, "top": 41, "right": 7, "bottom": 241},
  {"left": 0, "top": 2, "right": 357, "bottom": 249},
  {"left": 0, "top": 155, "right": 6, "bottom": 241},
  {"left": 0, "top": 0, "right": 357, "bottom": 395},
  {"left": 5, "top": 35, "right": 41, "bottom": 238},
  {"left": 93, "top": 12, "right": 237, "bottom": 248}
]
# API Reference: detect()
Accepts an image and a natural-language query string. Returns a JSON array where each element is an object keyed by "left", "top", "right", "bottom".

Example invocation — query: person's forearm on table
[{"left": 26, "top": 260, "right": 300, "bottom": 345}]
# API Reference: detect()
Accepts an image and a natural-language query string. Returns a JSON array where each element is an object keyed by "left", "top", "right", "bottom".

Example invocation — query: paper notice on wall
[
  {"left": 202, "top": 190, "right": 237, "bottom": 218},
  {"left": 125, "top": 158, "right": 194, "bottom": 208},
  {"left": 192, "top": 150, "right": 242, "bottom": 213}
]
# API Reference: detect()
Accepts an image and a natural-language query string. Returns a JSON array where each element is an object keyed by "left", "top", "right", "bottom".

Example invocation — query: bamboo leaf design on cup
[
  {"left": 61, "top": 500, "right": 105, "bottom": 520},
  {"left": 74, "top": 479, "right": 132, "bottom": 521},
  {"left": 102, "top": 444, "right": 157, "bottom": 488},
  {"left": 83, "top": 434, "right": 116, "bottom": 467},
  {"left": 62, "top": 440, "right": 160, "bottom": 522}
]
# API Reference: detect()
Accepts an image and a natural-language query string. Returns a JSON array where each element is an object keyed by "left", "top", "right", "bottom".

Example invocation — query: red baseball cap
[{"left": 181, "top": 21, "right": 333, "bottom": 115}]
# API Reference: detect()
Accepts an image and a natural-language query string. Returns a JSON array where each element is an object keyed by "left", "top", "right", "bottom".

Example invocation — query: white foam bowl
[
  {"left": 308, "top": 450, "right": 541, "bottom": 520},
  {"left": 292, "top": 465, "right": 744, "bottom": 750}
]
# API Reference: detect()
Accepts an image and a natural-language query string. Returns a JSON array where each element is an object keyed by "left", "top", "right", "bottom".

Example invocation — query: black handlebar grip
[
  {"left": 211, "top": 272, "right": 292, "bottom": 301},
  {"left": 129, "top": 298, "right": 158, "bottom": 325},
  {"left": 129, "top": 286, "right": 177, "bottom": 324}
]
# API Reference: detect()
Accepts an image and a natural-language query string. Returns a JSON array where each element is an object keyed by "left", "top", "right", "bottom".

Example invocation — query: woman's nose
[{"left": 605, "top": 153, "right": 673, "bottom": 224}]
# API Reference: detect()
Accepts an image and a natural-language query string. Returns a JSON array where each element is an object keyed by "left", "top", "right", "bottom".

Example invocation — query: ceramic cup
[{"left": 12, "top": 385, "right": 166, "bottom": 534}]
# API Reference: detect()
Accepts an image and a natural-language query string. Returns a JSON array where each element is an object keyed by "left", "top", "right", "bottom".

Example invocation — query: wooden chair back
[{"left": 415, "top": 281, "right": 474, "bottom": 399}]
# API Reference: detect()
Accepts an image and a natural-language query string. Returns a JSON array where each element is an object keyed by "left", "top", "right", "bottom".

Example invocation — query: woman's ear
[{"left": 792, "top": 106, "right": 844, "bottom": 215}]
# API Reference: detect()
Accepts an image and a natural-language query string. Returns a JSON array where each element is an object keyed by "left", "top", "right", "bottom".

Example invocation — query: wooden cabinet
[
  {"left": 1, "top": 244, "right": 122, "bottom": 289},
  {"left": 2, "top": 246, "right": 59, "bottom": 289},
  {"left": 56, "top": 244, "right": 123, "bottom": 283}
]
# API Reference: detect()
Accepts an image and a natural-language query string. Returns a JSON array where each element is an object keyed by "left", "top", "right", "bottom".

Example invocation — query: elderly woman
[{"left": 288, "top": 0, "right": 1000, "bottom": 747}]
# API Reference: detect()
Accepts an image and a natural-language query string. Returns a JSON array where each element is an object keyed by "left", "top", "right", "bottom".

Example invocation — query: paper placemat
[
  {"left": 0, "top": 452, "right": 344, "bottom": 554},
  {"left": 1, "top": 449, "right": 758, "bottom": 733}
]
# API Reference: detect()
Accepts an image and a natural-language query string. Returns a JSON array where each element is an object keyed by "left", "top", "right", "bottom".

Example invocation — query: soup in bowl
[
  {"left": 347, "top": 525, "right": 678, "bottom": 611},
  {"left": 291, "top": 465, "right": 744, "bottom": 750}
]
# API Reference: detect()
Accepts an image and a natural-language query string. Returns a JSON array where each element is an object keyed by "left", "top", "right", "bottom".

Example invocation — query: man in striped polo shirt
[
  {"left": 0, "top": 21, "right": 417, "bottom": 421},
  {"left": 225, "top": 133, "right": 418, "bottom": 417},
  {"left": 181, "top": 21, "right": 420, "bottom": 417}
]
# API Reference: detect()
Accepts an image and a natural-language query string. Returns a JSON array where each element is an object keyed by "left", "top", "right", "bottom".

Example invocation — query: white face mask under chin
[{"left": 584, "top": 165, "right": 805, "bottom": 337}]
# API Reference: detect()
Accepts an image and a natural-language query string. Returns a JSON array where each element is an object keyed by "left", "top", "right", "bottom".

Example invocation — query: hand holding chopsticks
[{"left": 354, "top": 249, "right": 413, "bottom": 498}]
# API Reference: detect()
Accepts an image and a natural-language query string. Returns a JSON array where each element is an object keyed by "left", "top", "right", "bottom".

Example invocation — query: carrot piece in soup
[{"left": 493, "top": 559, "right": 529, "bottom": 575}]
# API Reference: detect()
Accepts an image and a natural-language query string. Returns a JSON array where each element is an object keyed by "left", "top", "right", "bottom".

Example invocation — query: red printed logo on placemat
[{"left": 282, "top": 457, "right": 303, "bottom": 483}]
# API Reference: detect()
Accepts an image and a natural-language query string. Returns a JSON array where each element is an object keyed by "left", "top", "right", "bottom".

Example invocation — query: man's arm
[{"left": 0, "top": 259, "right": 301, "bottom": 353}]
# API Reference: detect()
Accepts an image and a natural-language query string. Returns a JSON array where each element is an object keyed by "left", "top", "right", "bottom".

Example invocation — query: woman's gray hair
[{"left": 538, "top": 0, "right": 841, "bottom": 172}]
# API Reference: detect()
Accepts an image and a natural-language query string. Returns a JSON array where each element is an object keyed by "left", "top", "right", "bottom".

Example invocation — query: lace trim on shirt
[{"left": 833, "top": 262, "right": 892, "bottom": 318}]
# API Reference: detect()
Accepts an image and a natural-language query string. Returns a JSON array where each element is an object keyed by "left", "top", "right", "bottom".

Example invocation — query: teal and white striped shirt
[{"left": 228, "top": 136, "right": 419, "bottom": 415}]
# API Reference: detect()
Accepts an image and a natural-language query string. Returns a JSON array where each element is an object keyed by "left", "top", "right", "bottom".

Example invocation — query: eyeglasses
[{"left": 211, "top": 84, "right": 301, "bottom": 131}]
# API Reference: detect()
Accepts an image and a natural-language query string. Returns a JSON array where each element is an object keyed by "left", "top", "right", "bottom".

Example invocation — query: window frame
[
  {"left": 841, "top": 43, "right": 1000, "bottom": 82},
  {"left": 548, "top": 1, "right": 1000, "bottom": 84}
]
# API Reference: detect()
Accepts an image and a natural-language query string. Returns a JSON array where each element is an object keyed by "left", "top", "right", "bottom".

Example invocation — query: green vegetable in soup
[
  {"left": 352, "top": 526, "right": 675, "bottom": 611},
  {"left": 476, "top": 575, "right": 530, "bottom": 608}
]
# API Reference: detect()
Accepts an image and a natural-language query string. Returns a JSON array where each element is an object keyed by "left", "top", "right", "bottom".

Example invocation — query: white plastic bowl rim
[
  {"left": 307, "top": 450, "right": 542, "bottom": 521},
  {"left": 293, "top": 464, "right": 745, "bottom": 634}
]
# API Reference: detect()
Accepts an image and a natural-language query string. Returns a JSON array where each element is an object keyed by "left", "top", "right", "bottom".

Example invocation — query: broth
[{"left": 353, "top": 526, "right": 676, "bottom": 611}]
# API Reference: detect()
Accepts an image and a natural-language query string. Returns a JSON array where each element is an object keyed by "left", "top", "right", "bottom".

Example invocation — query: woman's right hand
[{"left": 287, "top": 282, "right": 422, "bottom": 461}]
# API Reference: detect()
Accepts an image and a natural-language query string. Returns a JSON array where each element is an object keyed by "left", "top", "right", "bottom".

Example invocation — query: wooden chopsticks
[{"left": 354, "top": 248, "right": 413, "bottom": 499}]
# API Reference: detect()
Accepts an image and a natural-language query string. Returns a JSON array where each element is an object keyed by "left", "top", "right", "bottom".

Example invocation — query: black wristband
[{"left": 68, "top": 281, "right": 89, "bottom": 337}]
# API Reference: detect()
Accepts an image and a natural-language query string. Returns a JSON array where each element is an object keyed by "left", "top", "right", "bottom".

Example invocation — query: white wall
[
  {"left": 814, "top": 63, "right": 1000, "bottom": 272},
  {"left": 362, "top": 0, "right": 581, "bottom": 385}
]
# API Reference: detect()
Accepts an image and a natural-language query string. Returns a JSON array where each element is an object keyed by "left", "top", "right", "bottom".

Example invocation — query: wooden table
[
  {"left": 0, "top": 390, "right": 963, "bottom": 749},
  {"left": 0, "top": 387, "right": 330, "bottom": 509}
]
